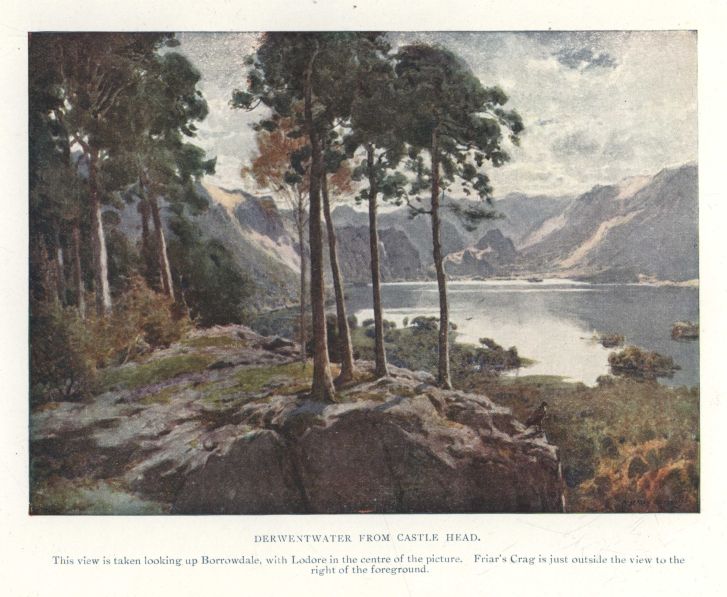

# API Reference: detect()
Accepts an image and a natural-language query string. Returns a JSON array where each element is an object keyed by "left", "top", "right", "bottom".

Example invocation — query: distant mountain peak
[
  {"left": 615, "top": 174, "right": 652, "bottom": 200},
  {"left": 520, "top": 162, "right": 698, "bottom": 282},
  {"left": 202, "top": 181, "right": 246, "bottom": 213}
]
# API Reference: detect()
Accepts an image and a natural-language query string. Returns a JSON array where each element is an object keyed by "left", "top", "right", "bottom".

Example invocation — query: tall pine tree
[
  {"left": 395, "top": 44, "right": 523, "bottom": 389},
  {"left": 232, "top": 33, "right": 382, "bottom": 401}
]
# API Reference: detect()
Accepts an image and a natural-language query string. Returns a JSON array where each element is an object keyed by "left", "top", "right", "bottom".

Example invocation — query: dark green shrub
[
  {"left": 411, "top": 315, "right": 438, "bottom": 332},
  {"left": 608, "top": 346, "right": 680, "bottom": 380},
  {"left": 168, "top": 215, "right": 254, "bottom": 327},
  {"left": 30, "top": 300, "right": 95, "bottom": 403},
  {"left": 30, "top": 277, "right": 190, "bottom": 403},
  {"left": 599, "top": 333, "right": 624, "bottom": 348},
  {"left": 671, "top": 321, "right": 698, "bottom": 340}
]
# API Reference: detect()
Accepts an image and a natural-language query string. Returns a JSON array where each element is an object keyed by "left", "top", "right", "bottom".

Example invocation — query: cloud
[
  {"left": 175, "top": 31, "right": 694, "bottom": 197},
  {"left": 554, "top": 47, "right": 618, "bottom": 71},
  {"left": 602, "top": 133, "right": 636, "bottom": 161},
  {"left": 551, "top": 131, "right": 600, "bottom": 157}
]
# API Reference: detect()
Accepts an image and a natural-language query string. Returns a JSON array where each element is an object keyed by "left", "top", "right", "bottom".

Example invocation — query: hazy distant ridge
[{"left": 161, "top": 162, "right": 697, "bottom": 302}]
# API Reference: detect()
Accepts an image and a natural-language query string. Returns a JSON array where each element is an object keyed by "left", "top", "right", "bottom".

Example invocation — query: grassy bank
[{"left": 348, "top": 320, "right": 699, "bottom": 513}]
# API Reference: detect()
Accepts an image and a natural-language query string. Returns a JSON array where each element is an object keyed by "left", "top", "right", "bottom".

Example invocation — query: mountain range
[
  {"left": 118, "top": 162, "right": 698, "bottom": 308},
  {"left": 330, "top": 162, "right": 698, "bottom": 284},
  {"left": 518, "top": 163, "right": 698, "bottom": 282}
]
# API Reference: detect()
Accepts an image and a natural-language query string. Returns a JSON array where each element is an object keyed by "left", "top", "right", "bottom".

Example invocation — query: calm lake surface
[{"left": 347, "top": 279, "right": 699, "bottom": 387}]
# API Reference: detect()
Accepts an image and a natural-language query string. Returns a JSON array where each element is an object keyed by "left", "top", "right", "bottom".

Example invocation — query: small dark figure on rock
[{"left": 526, "top": 401, "right": 548, "bottom": 431}]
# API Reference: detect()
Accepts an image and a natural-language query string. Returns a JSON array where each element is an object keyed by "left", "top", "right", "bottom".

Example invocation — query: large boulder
[{"left": 169, "top": 372, "right": 565, "bottom": 514}]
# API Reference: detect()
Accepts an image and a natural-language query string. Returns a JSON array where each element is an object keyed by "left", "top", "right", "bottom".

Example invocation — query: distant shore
[{"left": 350, "top": 276, "right": 700, "bottom": 287}]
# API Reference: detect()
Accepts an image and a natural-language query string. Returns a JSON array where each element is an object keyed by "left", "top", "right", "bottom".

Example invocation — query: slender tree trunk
[
  {"left": 140, "top": 200, "right": 150, "bottom": 244},
  {"left": 367, "top": 145, "right": 388, "bottom": 378},
  {"left": 37, "top": 237, "right": 56, "bottom": 305},
  {"left": 304, "top": 52, "right": 335, "bottom": 402},
  {"left": 54, "top": 230, "right": 66, "bottom": 306},
  {"left": 430, "top": 128, "right": 452, "bottom": 389},
  {"left": 296, "top": 195, "right": 308, "bottom": 366},
  {"left": 149, "top": 195, "right": 175, "bottom": 301},
  {"left": 71, "top": 224, "right": 85, "bottom": 319},
  {"left": 88, "top": 151, "right": 112, "bottom": 316},
  {"left": 321, "top": 170, "right": 355, "bottom": 384},
  {"left": 138, "top": 194, "right": 156, "bottom": 285}
]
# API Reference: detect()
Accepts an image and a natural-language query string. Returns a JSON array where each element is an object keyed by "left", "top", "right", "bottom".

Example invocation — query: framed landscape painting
[{"left": 28, "top": 30, "right": 698, "bottom": 516}]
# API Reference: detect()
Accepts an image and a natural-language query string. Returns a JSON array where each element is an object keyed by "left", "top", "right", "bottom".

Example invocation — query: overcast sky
[{"left": 175, "top": 31, "right": 697, "bottom": 198}]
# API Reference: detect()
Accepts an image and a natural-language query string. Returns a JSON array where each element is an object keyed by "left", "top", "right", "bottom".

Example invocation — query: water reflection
[{"left": 347, "top": 280, "right": 699, "bottom": 387}]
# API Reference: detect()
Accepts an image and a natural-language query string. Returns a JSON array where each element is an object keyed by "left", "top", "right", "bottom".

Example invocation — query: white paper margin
[{"left": 3, "top": 2, "right": 725, "bottom": 595}]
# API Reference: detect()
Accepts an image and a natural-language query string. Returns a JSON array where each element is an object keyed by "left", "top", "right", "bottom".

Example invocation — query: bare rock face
[
  {"left": 30, "top": 326, "right": 565, "bottom": 514},
  {"left": 174, "top": 429, "right": 307, "bottom": 514},
  {"left": 170, "top": 370, "right": 565, "bottom": 514},
  {"left": 334, "top": 225, "right": 425, "bottom": 283}
]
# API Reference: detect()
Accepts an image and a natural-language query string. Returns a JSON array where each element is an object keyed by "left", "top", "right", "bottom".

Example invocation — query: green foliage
[
  {"left": 608, "top": 346, "right": 680, "bottom": 380},
  {"left": 410, "top": 315, "right": 439, "bottom": 332},
  {"left": 366, "top": 319, "right": 397, "bottom": 339},
  {"left": 305, "top": 313, "right": 347, "bottom": 363},
  {"left": 121, "top": 48, "right": 216, "bottom": 211},
  {"left": 98, "top": 353, "right": 213, "bottom": 392},
  {"left": 104, "top": 219, "right": 141, "bottom": 294},
  {"left": 29, "top": 32, "right": 228, "bottom": 406},
  {"left": 393, "top": 328, "right": 440, "bottom": 372},
  {"left": 598, "top": 333, "right": 625, "bottom": 348},
  {"left": 30, "top": 277, "right": 190, "bottom": 403},
  {"left": 249, "top": 306, "right": 299, "bottom": 339},
  {"left": 31, "top": 33, "right": 172, "bottom": 151},
  {"left": 233, "top": 33, "right": 390, "bottom": 135},
  {"left": 351, "top": 322, "right": 522, "bottom": 379},
  {"left": 394, "top": 43, "right": 522, "bottom": 228},
  {"left": 458, "top": 338, "right": 522, "bottom": 373},
  {"left": 30, "top": 300, "right": 96, "bottom": 403},
  {"left": 343, "top": 35, "right": 408, "bottom": 207},
  {"left": 167, "top": 214, "right": 254, "bottom": 327}
]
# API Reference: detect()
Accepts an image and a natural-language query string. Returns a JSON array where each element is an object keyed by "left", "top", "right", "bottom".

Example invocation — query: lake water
[{"left": 347, "top": 279, "right": 699, "bottom": 387}]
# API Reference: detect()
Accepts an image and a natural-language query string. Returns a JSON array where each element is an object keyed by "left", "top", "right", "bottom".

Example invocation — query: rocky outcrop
[
  {"left": 172, "top": 372, "right": 564, "bottom": 513},
  {"left": 444, "top": 248, "right": 496, "bottom": 278},
  {"left": 335, "top": 225, "right": 425, "bottom": 283},
  {"left": 671, "top": 321, "right": 699, "bottom": 340},
  {"left": 475, "top": 229, "right": 518, "bottom": 263},
  {"left": 233, "top": 195, "right": 288, "bottom": 242},
  {"left": 30, "top": 326, "right": 565, "bottom": 514},
  {"left": 444, "top": 229, "right": 519, "bottom": 278},
  {"left": 379, "top": 228, "right": 426, "bottom": 280}
]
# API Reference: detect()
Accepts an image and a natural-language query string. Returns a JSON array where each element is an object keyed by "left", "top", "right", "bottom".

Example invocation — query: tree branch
[{"left": 404, "top": 195, "right": 432, "bottom": 216}]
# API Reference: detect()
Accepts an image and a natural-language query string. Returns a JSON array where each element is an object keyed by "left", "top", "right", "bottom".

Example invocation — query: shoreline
[{"left": 352, "top": 277, "right": 700, "bottom": 288}]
